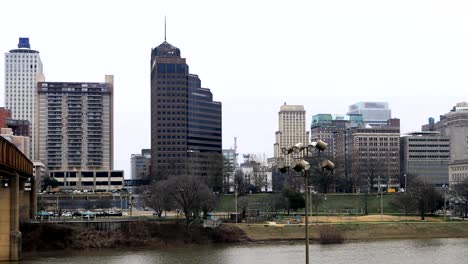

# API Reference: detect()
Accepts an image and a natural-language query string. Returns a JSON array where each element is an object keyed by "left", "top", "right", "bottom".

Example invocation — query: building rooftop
[
  {"left": 280, "top": 105, "right": 305, "bottom": 112},
  {"left": 151, "top": 41, "right": 181, "bottom": 58}
]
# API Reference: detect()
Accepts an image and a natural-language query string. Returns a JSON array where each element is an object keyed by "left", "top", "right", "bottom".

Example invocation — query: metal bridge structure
[{"left": 0, "top": 136, "right": 35, "bottom": 261}]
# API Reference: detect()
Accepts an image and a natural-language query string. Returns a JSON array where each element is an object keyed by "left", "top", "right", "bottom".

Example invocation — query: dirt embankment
[{"left": 20, "top": 222, "right": 250, "bottom": 252}]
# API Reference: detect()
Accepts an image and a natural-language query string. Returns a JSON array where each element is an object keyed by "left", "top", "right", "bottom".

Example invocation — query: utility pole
[
  {"left": 378, "top": 174, "right": 383, "bottom": 220},
  {"left": 235, "top": 184, "right": 238, "bottom": 224}
]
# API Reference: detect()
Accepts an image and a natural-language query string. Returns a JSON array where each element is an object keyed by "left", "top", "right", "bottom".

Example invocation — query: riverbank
[
  {"left": 20, "top": 220, "right": 468, "bottom": 252},
  {"left": 238, "top": 221, "right": 468, "bottom": 241},
  {"left": 20, "top": 221, "right": 250, "bottom": 252}
]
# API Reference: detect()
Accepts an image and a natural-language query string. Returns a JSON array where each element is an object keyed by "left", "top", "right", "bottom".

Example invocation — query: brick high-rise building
[
  {"left": 150, "top": 39, "right": 222, "bottom": 181},
  {"left": 4, "top": 38, "right": 44, "bottom": 159},
  {"left": 0, "top": 107, "right": 12, "bottom": 128}
]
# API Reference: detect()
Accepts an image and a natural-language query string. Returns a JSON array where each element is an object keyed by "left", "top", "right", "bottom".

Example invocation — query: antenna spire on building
[{"left": 164, "top": 16, "right": 167, "bottom": 41}]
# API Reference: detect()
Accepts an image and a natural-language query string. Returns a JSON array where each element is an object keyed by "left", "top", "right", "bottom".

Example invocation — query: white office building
[
  {"left": 273, "top": 104, "right": 309, "bottom": 166},
  {"left": 4, "top": 38, "right": 44, "bottom": 160}
]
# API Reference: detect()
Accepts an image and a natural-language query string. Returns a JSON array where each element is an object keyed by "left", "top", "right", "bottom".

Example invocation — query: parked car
[{"left": 61, "top": 212, "right": 72, "bottom": 217}]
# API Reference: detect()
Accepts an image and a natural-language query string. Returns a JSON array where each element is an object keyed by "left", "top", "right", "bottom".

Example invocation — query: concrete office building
[
  {"left": 422, "top": 102, "right": 468, "bottom": 186},
  {"left": 131, "top": 149, "right": 151, "bottom": 180},
  {"left": 334, "top": 119, "right": 401, "bottom": 192},
  {"left": 400, "top": 132, "right": 450, "bottom": 187},
  {"left": 4, "top": 38, "right": 44, "bottom": 160},
  {"left": 274, "top": 104, "right": 309, "bottom": 167},
  {"left": 347, "top": 102, "right": 391, "bottom": 127},
  {"left": 150, "top": 38, "right": 222, "bottom": 180},
  {"left": 0, "top": 128, "right": 30, "bottom": 158},
  {"left": 36, "top": 76, "right": 118, "bottom": 190},
  {"left": 33, "top": 161, "right": 48, "bottom": 191},
  {"left": 448, "top": 161, "right": 468, "bottom": 185}
]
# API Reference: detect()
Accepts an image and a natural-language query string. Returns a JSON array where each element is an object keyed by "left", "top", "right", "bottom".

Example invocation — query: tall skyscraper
[
  {"left": 4, "top": 38, "right": 44, "bottom": 160},
  {"left": 36, "top": 75, "right": 114, "bottom": 171},
  {"left": 273, "top": 104, "right": 308, "bottom": 166},
  {"left": 347, "top": 102, "right": 391, "bottom": 127},
  {"left": 150, "top": 39, "right": 222, "bottom": 180}
]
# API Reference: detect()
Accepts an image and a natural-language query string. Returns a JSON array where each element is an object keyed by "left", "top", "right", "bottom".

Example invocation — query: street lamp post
[
  {"left": 442, "top": 184, "right": 448, "bottom": 221},
  {"left": 278, "top": 140, "right": 334, "bottom": 264}
]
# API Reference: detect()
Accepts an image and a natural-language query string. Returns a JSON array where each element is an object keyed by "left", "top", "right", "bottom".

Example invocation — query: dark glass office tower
[{"left": 150, "top": 41, "right": 222, "bottom": 181}]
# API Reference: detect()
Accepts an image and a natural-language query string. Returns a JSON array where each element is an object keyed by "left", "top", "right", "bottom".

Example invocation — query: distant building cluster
[{"left": 272, "top": 101, "right": 468, "bottom": 193}]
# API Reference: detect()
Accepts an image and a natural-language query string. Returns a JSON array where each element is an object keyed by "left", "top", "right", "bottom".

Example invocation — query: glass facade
[{"left": 150, "top": 41, "right": 222, "bottom": 180}]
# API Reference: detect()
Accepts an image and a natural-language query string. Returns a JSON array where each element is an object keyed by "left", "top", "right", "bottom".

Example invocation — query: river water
[{"left": 17, "top": 238, "right": 468, "bottom": 264}]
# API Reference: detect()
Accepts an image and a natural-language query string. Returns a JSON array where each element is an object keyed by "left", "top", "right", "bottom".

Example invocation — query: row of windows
[
  {"left": 188, "top": 106, "right": 221, "bottom": 114},
  {"left": 157, "top": 104, "right": 185, "bottom": 109},
  {"left": 451, "top": 174, "right": 466, "bottom": 183},
  {"left": 189, "top": 100, "right": 221, "bottom": 109},
  {"left": 409, "top": 155, "right": 450, "bottom": 159},
  {"left": 452, "top": 166, "right": 468, "bottom": 172},
  {"left": 358, "top": 137, "right": 399, "bottom": 141},
  {"left": 157, "top": 81, "right": 186, "bottom": 85},
  {"left": 408, "top": 144, "right": 450, "bottom": 148},
  {"left": 157, "top": 153, "right": 185, "bottom": 157},
  {"left": 408, "top": 138, "right": 449, "bottom": 142},
  {"left": 188, "top": 124, "right": 222, "bottom": 131},
  {"left": 156, "top": 63, "right": 187, "bottom": 74},
  {"left": 187, "top": 136, "right": 221, "bottom": 143},
  {"left": 156, "top": 99, "right": 187, "bottom": 104},
  {"left": 358, "top": 142, "right": 399, "bottom": 146},
  {"left": 157, "top": 117, "right": 186, "bottom": 121},
  {"left": 187, "top": 142, "right": 222, "bottom": 148},
  {"left": 188, "top": 111, "right": 220, "bottom": 119},
  {"left": 189, "top": 118, "right": 221, "bottom": 126},
  {"left": 157, "top": 129, "right": 185, "bottom": 133},
  {"left": 409, "top": 150, "right": 450, "bottom": 153},
  {"left": 156, "top": 139, "right": 184, "bottom": 145},
  {"left": 158, "top": 135, "right": 185, "bottom": 139},
  {"left": 156, "top": 123, "right": 185, "bottom": 128},
  {"left": 157, "top": 147, "right": 185, "bottom": 151}
]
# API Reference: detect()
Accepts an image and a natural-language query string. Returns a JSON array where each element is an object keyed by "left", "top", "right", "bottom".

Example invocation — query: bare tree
[
  {"left": 234, "top": 170, "right": 248, "bottom": 195},
  {"left": 390, "top": 173, "right": 417, "bottom": 215},
  {"left": 165, "top": 174, "right": 217, "bottom": 223},
  {"left": 452, "top": 178, "right": 468, "bottom": 219},
  {"left": 407, "top": 178, "right": 443, "bottom": 220},
  {"left": 143, "top": 180, "right": 173, "bottom": 217},
  {"left": 361, "top": 157, "right": 384, "bottom": 193},
  {"left": 237, "top": 196, "right": 249, "bottom": 219},
  {"left": 348, "top": 155, "right": 365, "bottom": 193}
]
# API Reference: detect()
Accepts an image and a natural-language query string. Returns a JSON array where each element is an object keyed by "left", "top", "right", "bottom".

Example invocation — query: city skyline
[{"left": 1, "top": 1, "right": 467, "bottom": 176}]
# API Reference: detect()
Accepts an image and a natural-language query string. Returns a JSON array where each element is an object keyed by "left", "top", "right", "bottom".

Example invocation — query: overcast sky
[{"left": 1, "top": 0, "right": 467, "bottom": 177}]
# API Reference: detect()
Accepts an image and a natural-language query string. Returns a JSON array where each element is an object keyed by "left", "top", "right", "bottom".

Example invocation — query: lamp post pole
[
  {"left": 443, "top": 184, "right": 447, "bottom": 221},
  {"left": 304, "top": 171, "right": 309, "bottom": 264},
  {"left": 235, "top": 184, "right": 238, "bottom": 224},
  {"left": 279, "top": 140, "right": 334, "bottom": 264}
]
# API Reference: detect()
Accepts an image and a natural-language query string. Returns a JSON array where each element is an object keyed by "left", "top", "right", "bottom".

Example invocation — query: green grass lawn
[{"left": 217, "top": 193, "right": 403, "bottom": 214}]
